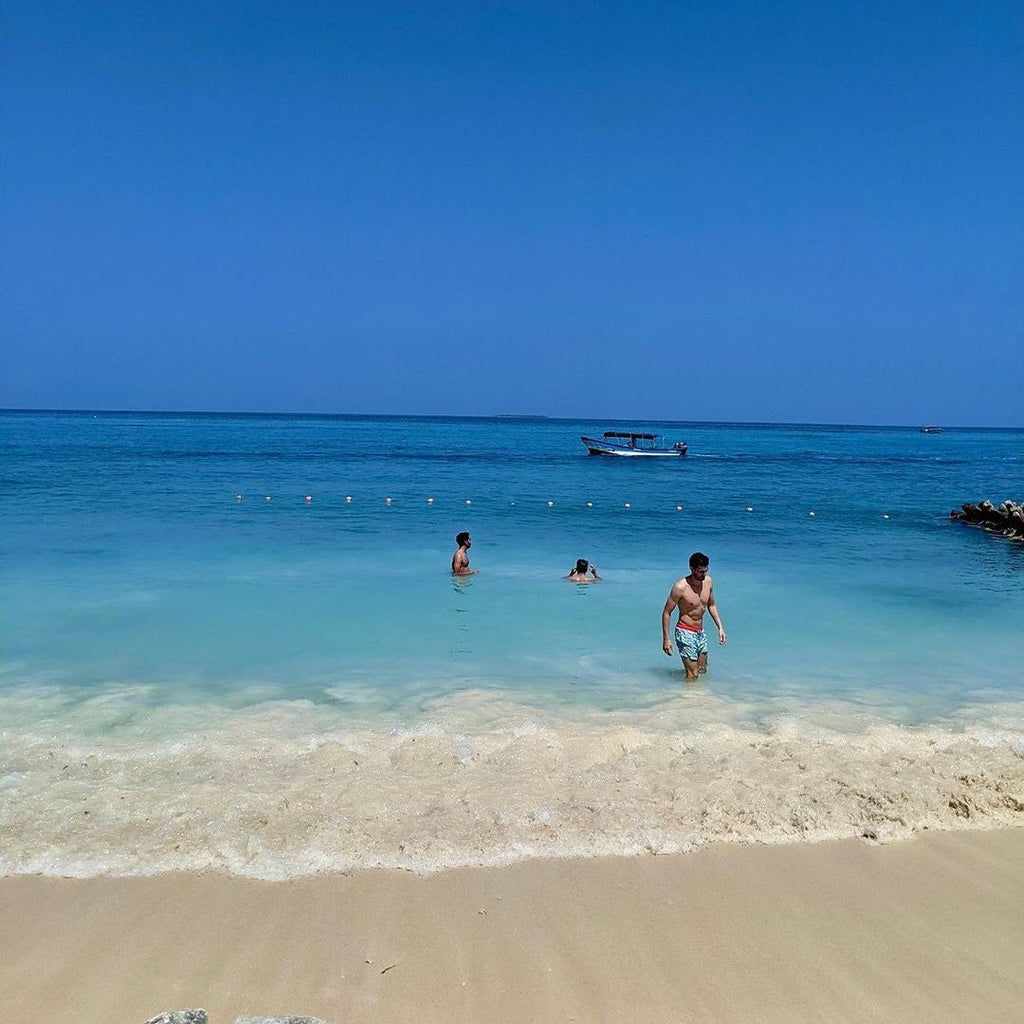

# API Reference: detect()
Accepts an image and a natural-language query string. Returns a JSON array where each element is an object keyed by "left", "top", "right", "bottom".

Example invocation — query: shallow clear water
[{"left": 2, "top": 411, "right": 1022, "bottom": 875}]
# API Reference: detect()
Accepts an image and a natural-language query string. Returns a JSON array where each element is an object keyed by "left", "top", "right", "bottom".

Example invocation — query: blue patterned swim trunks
[{"left": 674, "top": 624, "right": 709, "bottom": 661}]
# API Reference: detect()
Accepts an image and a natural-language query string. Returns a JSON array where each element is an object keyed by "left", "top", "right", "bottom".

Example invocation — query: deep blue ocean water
[{"left": 2, "top": 411, "right": 1022, "bottom": 876}]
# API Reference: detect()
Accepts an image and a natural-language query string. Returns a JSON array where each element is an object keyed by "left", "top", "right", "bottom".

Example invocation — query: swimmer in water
[
  {"left": 451, "top": 531, "right": 477, "bottom": 576},
  {"left": 566, "top": 558, "right": 600, "bottom": 583}
]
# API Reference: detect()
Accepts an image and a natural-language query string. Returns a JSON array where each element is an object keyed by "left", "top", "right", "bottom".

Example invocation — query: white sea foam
[{"left": 1, "top": 687, "right": 1022, "bottom": 878}]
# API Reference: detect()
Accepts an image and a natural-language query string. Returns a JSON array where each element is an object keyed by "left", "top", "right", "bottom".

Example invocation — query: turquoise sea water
[{"left": 2, "top": 411, "right": 1023, "bottom": 876}]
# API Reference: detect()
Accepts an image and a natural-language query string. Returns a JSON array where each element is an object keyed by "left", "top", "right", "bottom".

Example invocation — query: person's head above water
[{"left": 574, "top": 558, "right": 590, "bottom": 575}]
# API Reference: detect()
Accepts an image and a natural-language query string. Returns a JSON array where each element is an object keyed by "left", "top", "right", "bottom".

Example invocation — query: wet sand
[{"left": 2, "top": 828, "right": 1023, "bottom": 1024}]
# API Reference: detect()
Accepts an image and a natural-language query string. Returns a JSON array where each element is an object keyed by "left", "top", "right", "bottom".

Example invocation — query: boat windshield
[{"left": 599, "top": 431, "right": 663, "bottom": 449}]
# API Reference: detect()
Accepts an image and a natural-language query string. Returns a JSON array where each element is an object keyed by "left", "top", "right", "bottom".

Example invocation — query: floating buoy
[
  {"left": 882, "top": 514, "right": 890, "bottom": 520},
  {"left": 385, "top": 497, "right": 392, "bottom": 505},
  {"left": 305, "top": 495, "right": 313, "bottom": 503},
  {"left": 746, "top": 506, "right": 754, "bottom": 513},
  {"left": 547, "top": 501, "right": 554, "bottom": 507},
  {"left": 265, "top": 496, "right": 272, "bottom": 502},
  {"left": 675, "top": 505, "right": 682, "bottom": 511},
  {"left": 345, "top": 495, "right": 353, "bottom": 503},
  {"left": 465, "top": 499, "right": 472, "bottom": 505},
  {"left": 808, "top": 510, "right": 816, "bottom": 517},
  {"left": 427, "top": 497, "right": 434, "bottom": 504},
  {"left": 586, "top": 502, "right": 593, "bottom": 508},
  {"left": 509, "top": 500, "right": 515, "bottom": 506},
  {"left": 624, "top": 502, "right": 631, "bottom": 509},
  {"left": 235, "top": 494, "right": 243, "bottom": 502}
]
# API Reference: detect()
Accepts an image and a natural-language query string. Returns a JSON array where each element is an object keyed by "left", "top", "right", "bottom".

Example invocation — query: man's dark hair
[
  {"left": 689, "top": 551, "right": 709, "bottom": 570},
  {"left": 456, "top": 531, "right": 470, "bottom": 546},
  {"left": 574, "top": 558, "right": 589, "bottom": 574}
]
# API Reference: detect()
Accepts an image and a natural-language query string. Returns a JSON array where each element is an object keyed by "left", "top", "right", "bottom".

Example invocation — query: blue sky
[{"left": 2, "top": 1, "right": 1021, "bottom": 424}]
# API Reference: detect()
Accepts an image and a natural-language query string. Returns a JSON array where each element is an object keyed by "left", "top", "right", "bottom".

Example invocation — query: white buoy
[
  {"left": 675, "top": 505, "right": 682, "bottom": 511},
  {"left": 345, "top": 495, "right": 353, "bottom": 503},
  {"left": 235, "top": 494, "right": 243, "bottom": 501},
  {"left": 882, "top": 513, "right": 890, "bottom": 520},
  {"left": 305, "top": 495, "right": 313, "bottom": 503},
  {"left": 746, "top": 506, "right": 754, "bottom": 512},
  {"left": 624, "top": 502, "right": 631, "bottom": 509},
  {"left": 509, "top": 500, "right": 515, "bottom": 506},
  {"left": 586, "top": 502, "right": 593, "bottom": 508},
  {"left": 547, "top": 501, "right": 554, "bottom": 507},
  {"left": 265, "top": 496, "right": 272, "bottom": 502},
  {"left": 427, "top": 497, "right": 434, "bottom": 504},
  {"left": 385, "top": 497, "right": 392, "bottom": 504},
  {"left": 465, "top": 499, "right": 472, "bottom": 505},
  {"left": 808, "top": 510, "right": 816, "bottom": 517}
]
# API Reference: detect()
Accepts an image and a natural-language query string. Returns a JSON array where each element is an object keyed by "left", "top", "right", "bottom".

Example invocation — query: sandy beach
[{"left": 3, "top": 828, "right": 1022, "bottom": 1024}]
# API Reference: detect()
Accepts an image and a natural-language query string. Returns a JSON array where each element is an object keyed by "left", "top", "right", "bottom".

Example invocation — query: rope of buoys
[{"left": 230, "top": 495, "right": 898, "bottom": 519}]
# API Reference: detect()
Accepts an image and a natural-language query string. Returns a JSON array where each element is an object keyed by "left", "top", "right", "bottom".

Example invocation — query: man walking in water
[
  {"left": 661, "top": 552, "right": 726, "bottom": 680},
  {"left": 451, "top": 531, "right": 477, "bottom": 576}
]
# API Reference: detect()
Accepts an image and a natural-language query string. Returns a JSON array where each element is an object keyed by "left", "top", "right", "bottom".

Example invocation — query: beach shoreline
[
  {"left": 4, "top": 828, "right": 1023, "bottom": 1024},
  {"left": 6, "top": 692, "right": 1024, "bottom": 879}
]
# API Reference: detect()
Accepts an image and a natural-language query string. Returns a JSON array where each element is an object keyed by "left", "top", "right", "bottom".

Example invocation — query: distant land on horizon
[{"left": 2, "top": 406, "right": 1020, "bottom": 431}]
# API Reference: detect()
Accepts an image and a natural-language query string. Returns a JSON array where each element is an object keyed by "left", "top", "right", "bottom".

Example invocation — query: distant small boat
[
  {"left": 920, "top": 425, "right": 943, "bottom": 434},
  {"left": 580, "top": 431, "right": 687, "bottom": 457}
]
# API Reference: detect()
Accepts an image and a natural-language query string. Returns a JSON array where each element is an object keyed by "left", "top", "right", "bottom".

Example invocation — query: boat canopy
[{"left": 602, "top": 431, "right": 658, "bottom": 440}]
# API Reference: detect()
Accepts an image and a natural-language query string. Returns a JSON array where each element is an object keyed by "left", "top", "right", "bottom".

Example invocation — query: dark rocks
[
  {"left": 950, "top": 499, "right": 1024, "bottom": 541},
  {"left": 142, "top": 1014, "right": 331, "bottom": 1024}
]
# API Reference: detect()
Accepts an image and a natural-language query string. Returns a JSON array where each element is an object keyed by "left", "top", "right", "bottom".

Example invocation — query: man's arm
[
  {"left": 706, "top": 582, "right": 727, "bottom": 645},
  {"left": 661, "top": 588, "right": 679, "bottom": 656}
]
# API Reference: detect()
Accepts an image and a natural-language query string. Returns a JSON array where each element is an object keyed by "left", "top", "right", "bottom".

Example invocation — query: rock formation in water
[
  {"left": 144, "top": 1014, "right": 329, "bottom": 1024},
  {"left": 950, "top": 499, "right": 1024, "bottom": 541}
]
